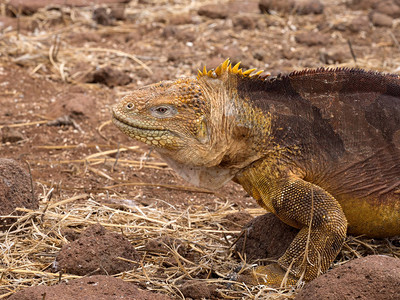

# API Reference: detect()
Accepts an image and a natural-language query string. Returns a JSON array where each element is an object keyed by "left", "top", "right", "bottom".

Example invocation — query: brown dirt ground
[
  {"left": 1, "top": 0, "right": 400, "bottom": 299},
  {"left": 7, "top": 275, "right": 171, "bottom": 300}
]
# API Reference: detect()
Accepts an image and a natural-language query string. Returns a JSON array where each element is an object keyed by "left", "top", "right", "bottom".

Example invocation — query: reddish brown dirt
[
  {"left": 54, "top": 224, "right": 141, "bottom": 276},
  {"left": 295, "top": 255, "right": 400, "bottom": 300},
  {"left": 8, "top": 275, "right": 172, "bottom": 300},
  {"left": 1, "top": 0, "right": 400, "bottom": 299}
]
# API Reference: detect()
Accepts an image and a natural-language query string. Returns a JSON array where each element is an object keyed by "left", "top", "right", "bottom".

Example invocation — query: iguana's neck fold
[{"left": 197, "top": 74, "right": 273, "bottom": 170}]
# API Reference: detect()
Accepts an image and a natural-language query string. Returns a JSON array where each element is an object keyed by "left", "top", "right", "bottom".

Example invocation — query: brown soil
[
  {"left": 1, "top": 0, "right": 400, "bottom": 299},
  {"left": 8, "top": 275, "right": 171, "bottom": 300},
  {"left": 295, "top": 255, "right": 400, "bottom": 300}
]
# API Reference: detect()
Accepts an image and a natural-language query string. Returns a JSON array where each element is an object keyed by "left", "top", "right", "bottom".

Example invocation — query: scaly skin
[{"left": 112, "top": 59, "right": 400, "bottom": 285}]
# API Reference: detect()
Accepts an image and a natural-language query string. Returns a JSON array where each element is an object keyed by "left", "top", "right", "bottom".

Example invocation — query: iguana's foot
[{"left": 239, "top": 263, "right": 298, "bottom": 286}]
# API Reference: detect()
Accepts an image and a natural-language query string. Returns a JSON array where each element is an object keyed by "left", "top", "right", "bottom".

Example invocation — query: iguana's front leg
[{"left": 235, "top": 172, "right": 347, "bottom": 285}]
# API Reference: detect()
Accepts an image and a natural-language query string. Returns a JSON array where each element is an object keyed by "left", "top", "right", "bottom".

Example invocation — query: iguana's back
[{"left": 236, "top": 69, "right": 400, "bottom": 237}]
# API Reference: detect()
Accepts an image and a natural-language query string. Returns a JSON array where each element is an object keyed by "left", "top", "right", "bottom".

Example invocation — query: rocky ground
[{"left": 0, "top": 0, "right": 400, "bottom": 299}]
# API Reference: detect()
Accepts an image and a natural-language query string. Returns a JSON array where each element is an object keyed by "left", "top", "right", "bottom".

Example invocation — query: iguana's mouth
[{"left": 112, "top": 110, "right": 167, "bottom": 133}]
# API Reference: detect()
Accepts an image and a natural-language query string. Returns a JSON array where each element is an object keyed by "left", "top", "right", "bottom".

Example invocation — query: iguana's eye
[
  {"left": 150, "top": 105, "right": 177, "bottom": 118},
  {"left": 156, "top": 107, "right": 168, "bottom": 114},
  {"left": 126, "top": 102, "right": 134, "bottom": 110}
]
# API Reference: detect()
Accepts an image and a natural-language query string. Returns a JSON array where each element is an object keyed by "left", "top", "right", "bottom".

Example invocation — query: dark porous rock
[
  {"left": 167, "top": 13, "right": 193, "bottom": 25},
  {"left": 8, "top": 275, "right": 172, "bottom": 300},
  {"left": 167, "top": 50, "right": 183, "bottom": 62},
  {"left": 7, "top": 0, "right": 130, "bottom": 15},
  {"left": 1, "top": 127, "right": 25, "bottom": 144},
  {"left": 48, "top": 92, "right": 96, "bottom": 121},
  {"left": 109, "top": 5, "right": 126, "bottom": 20},
  {"left": 198, "top": 4, "right": 229, "bottom": 19},
  {"left": 222, "top": 211, "right": 254, "bottom": 231},
  {"left": 295, "top": 0, "right": 324, "bottom": 15},
  {"left": 0, "top": 158, "right": 37, "bottom": 216},
  {"left": 295, "top": 255, "right": 400, "bottom": 300},
  {"left": 347, "top": 0, "right": 380, "bottom": 10},
  {"left": 85, "top": 66, "right": 131, "bottom": 87},
  {"left": 180, "top": 280, "right": 220, "bottom": 300},
  {"left": 60, "top": 227, "right": 80, "bottom": 242},
  {"left": 92, "top": 7, "right": 113, "bottom": 26},
  {"left": 369, "top": 11, "right": 393, "bottom": 27},
  {"left": 162, "top": 25, "right": 177, "bottom": 39},
  {"left": 92, "top": 5, "right": 125, "bottom": 23},
  {"left": 348, "top": 16, "right": 371, "bottom": 33},
  {"left": 173, "top": 28, "right": 196, "bottom": 42},
  {"left": 373, "top": 0, "right": 400, "bottom": 18},
  {"left": 232, "top": 15, "right": 256, "bottom": 30},
  {"left": 295, "top": 32, "right": 330, "bottom": 46},
  {"left": 54, "top": 224, "right": 141, "bottom": 276},
  {"left": 259, "top": 0, "right": 295, "bottom": 14},
  {"left": 260, "top": 0, "right": 322, "bottom": 15},
  {"left": 319, "top": 47, "right": 350, "bottom": 64},
  {"left": 235, "top": 213, "right": 298, "bottom": 261},
  {"left": 253, "top": 50, "right": 267, "bottom": 61},
  {"left": 229, "top": 0, "right": 260, "bottom": 14}
]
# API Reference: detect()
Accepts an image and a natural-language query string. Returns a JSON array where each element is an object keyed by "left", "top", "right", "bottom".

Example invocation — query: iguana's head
[
  {"left": 112, "top": 77, "right": 214, "bottom": 163},
  {"left": 112, "top": 59, "right": 269, "bottom": 187}
]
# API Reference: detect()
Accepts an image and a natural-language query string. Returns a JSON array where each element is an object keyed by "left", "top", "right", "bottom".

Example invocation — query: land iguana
[{"left": 112, "top": 59, "right": 400, "bottom": 285}]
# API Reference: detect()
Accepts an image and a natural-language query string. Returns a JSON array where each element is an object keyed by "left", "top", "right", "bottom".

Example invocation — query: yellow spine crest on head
[
  {"left": 243, "top": 68, "right": 256, "bottom": 75},
  {"left": 231, "top": 62, "right": 241, "bottom": 73},
  {"left": 197, "top": 58, "right": 264, "bottom": 80}
]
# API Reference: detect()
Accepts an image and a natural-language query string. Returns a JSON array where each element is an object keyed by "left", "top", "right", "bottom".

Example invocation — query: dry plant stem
[
  {"left": 29, "top": 158, "right": 166, "bottom": 168},
  {"left": 34, "top": 179, "right": 215, "bottom": 195},
  {"left": 0, "top": 120, "right": 48, "bottom": 129},
  {"left": 75, "top": 47, "right": 153, "bottom": 74},
  {"left": 98, "top": 120, "right": 113, "bottom": 142},
  {"left": 84, "top": 146, "right": 139, "bottom": 160},
  {"left": 347, "top": 39, "right": 357, "bottom": 63},
  {"left": 33, "top": 144, "right": 140, "bottom": 150},
  {"left": 24, "top": 160, "right": 35, "bottom": 204},
  {"left": 105, "top": 182, "right": 214, "bottom": 194},
  {"left": 389, "top": 31, "right": 400, "bottom": 51}
]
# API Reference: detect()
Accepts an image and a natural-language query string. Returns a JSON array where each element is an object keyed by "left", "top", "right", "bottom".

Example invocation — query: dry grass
[
  {"left": 0, "top": 187, "right": 287, "bottom": 299},
  {"left": 1, "top": 182, "right": 399, "bottom": 299}
]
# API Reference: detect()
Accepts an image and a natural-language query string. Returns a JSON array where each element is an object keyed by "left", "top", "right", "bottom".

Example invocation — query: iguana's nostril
[{"left": 126, "top": 102, "right": 134, "bottom": 110}]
